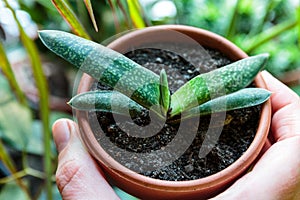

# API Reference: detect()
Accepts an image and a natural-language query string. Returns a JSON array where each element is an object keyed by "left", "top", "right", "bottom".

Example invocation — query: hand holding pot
[
  {"left": 52, "top": 71, "right": 300, "bottom": 200},
  {"left": 52, "top": 119, "right": 119, "bottom": 200},
  {"left": 213, "top": 71, "right": 300, "bottom": 200}
]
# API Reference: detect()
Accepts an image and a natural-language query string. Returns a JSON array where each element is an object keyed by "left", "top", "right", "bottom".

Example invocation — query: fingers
[
  {"left": 52, "top": 119, "right": 119, "bottom": 200},
  {"left": 212, "top": 136, "right": 300, "bottom": 200},
  {"left": 261, "top": 71, "right": 299, "bottom": 113},
  {"left": 213, "top": 72, "right": 300, "bottom": 199},
  {"left": 261, "top": 71, "right": 300, "bottom": 141}
]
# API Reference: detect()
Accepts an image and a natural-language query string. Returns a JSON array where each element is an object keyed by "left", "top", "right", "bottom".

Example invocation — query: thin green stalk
[
  {"left": 0, "top": 140, "right": 31, "bottom": 198},
  {"left": 297, "top": 6, "right": 300, "bottom": 48},
  {"left": 244, "top": 19, "right": 298, "bottom": 53},
  {"left": 108, "top": 0, "right": 121, "bottom": 33},
  {"left": 0, "top": 42, "right": 27, "bottom": 105},
  {"left": 127, "top": 0, "right": 146, "bottom": 28},
  {"left": 116, "top": 0, "right": 131, "bottom": 28},
  {"left": 0, "top": 168, "right": 45, "bottom": 184},
  {"left": 249, "top": 0, "right": 279, "bottom": 36},
  {"left": 83, "top": 0, "right": 98, "bottom": 32},
  {"left": 51, "top": 0, "right": 90, "bottom": 39},
  {"left": 3, "top": 1, "right": 52, "bottom": 199},
  {"left": 224, "top": 0, "right": 242, "bottom": 39}
]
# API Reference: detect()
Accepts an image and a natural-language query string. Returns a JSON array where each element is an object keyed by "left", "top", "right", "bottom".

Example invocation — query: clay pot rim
[{"left": 76, "top": 25, "right": 271, "bottom": 192}]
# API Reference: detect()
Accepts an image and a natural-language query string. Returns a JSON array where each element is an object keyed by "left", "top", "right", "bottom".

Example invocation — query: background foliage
[{"left": 0, "top": 0, "right": 299, "bottom": 199}]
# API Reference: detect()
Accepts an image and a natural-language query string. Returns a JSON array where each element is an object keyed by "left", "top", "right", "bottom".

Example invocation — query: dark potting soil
[{"left": 88, "top": 46, "right": 261, "bottom": 181}]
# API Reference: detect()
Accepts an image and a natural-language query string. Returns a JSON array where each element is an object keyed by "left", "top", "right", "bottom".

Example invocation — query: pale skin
[{"left": 52, "top": 71, "right": 300, "bottom": 200}]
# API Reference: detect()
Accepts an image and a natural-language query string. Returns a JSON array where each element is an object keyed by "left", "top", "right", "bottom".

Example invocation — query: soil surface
[{"left": 88, "top": 46, "right": 261, "bottom": 181}]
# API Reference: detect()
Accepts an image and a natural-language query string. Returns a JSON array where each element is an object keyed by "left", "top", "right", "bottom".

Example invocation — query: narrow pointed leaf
[
  {"left": 0, "top": 25, "right": 5, "bottom": 41},
  {"left": 127, "top": 0, "right": 146, "bottom": 28},
  {"left": 243, "top": 19, "right": 297, "bottom": 53},
  {"left": 225, "top": 0, "right": 242, "bottom": 39},
  {"left": 159, "top": 69, "right": 170, "bottom": 116},
  {"left": 0, "top": 42, "right": 27, "bottom": 105},
  {"left": 107, "top": 0, "right": 121, "bottom": 32},
  {"left": 182, "top": 88, "right": 271, "bottom": 119},
  {"left": 51, "top": 0, "right": 90, "bottom": 39},
  {"left": 3, "top": 0, "right": 52, "bottom": 198},
  {"left": 116, "top": 0, "right": 131, "bottom": 28},
  {"left": 69, "top": 90, "right": 145, "bottom": 117},
  {"left": 83, "top": 0, "right": 98, "bottom": 32},
  {"left": 39, "top": 30, "right": 161, "bottom": 114},
  {"left": 170, "top": 54, "right": 269, "bottom": 117},
  {"left": 297, "top": 7, "right": 300, "bottom": 49}
]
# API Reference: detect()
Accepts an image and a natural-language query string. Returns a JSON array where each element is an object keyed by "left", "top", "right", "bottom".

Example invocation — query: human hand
[
  {"left": 213, "top": 71, "right": 300, "bottom": 200},
  {"left": 52, "top": 119, "right": 120, "bottom": 200},
  {"left": 53, "top": 71, "right": 300, "bottom": 200}
]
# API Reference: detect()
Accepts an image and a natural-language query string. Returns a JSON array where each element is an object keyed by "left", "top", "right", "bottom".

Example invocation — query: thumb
[{"left": 52, "top": 119, "right": 119, "bottom": 200}]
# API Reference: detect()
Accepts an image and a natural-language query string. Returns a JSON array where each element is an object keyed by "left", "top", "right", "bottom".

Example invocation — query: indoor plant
[{"left": 39, "top": 25, "right": 271, "bottom": 199}]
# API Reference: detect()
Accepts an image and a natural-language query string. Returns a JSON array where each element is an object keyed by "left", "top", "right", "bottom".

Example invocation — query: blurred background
[{"left": 0, "top": 0, "right": 299, "bottom": 199}]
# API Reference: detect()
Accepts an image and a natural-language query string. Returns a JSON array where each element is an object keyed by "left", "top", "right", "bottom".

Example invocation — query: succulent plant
[{"left": 38, "top": 30, "right": 271, "bottom": 122}]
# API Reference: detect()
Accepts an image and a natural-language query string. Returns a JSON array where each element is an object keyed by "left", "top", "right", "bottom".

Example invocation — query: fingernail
[{"left": 53, "top": 120, "right": 71, "bottom": 153}]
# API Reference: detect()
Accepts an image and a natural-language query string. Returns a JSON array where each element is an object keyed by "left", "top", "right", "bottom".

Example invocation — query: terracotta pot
[{"left": 76, "top": 25, "right": 271, "bottom": 200}]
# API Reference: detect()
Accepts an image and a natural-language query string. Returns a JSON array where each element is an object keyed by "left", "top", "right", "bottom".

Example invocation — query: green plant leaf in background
[
  {"left": 113, "top": 186, "right": 139, "bottom": 200},
  {"left": 127, "top": 0, "right": 146, "bottom": 28},
  {"left": 0, "top": 74, "right": 32, "bottom": 151},
  {"left": 51, "top": 0, "right": 91, "bottom": 39},
  {"left": 297, "top": 6, "right": 300, "bottom": 48},
  {"left": 243, "top": 18, "right": 298, "bottom": 53},
  {"left": 83, "top": 0, "right": 98, "bottom": 32},
  {"left": 224, "top": 0, "right": 242, "bottom": 39},
  {"left": 0, "top": 42, "right": 27, "bottom": 106},
  {"left": 3, "top": 1, "right": 52, "bottom": 199},
  {"left": 0, "top": 182, "right": 28, "bottom": 200},
  {"left": 0, "top": 73, "right": 31, "bottom": 198},
  {"left": 291, "top": 84, "right": 300, "bottom": 95}
]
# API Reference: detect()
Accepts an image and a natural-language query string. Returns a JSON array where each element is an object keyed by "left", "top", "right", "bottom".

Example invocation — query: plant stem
[
  {"left": 127, "top": 0, "right": 146, "bottom": 28},
  {"left": 107, "top": 0, "right": 121, "bottom": 33},
  {"left": 3, "top": 1, "right": 53, "bottom": 199},
  {"left": 0, "top": 140, "right": 31, "bottom": 198},
  {"left": 51, "top": 0, "right": 91, "bottom": 39},
  {"left": 224, "top": 0, "right": 242, "bottom": 40},
  {"left": 0, "top": 42, "right": 27, "bottom": 106},
  {"left": 0, "top": 167, "right": 46, "bottom": 184},
  {"left": 249, "top": 0, "right": 279, "bottom": 36},
  {"left": 297, "top": 6, "right": 300, "bottom": 49},
  {"left": 244, "top": 19, "right": 298, "bottom": 53},
  {"left": 83, "top": 0, "right": 98, "bottom": 32}
]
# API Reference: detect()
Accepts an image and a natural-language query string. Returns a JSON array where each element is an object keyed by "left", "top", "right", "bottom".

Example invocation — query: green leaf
[
  {"left": 25, "top": 112, "right": 71, "bottom": 156},
  {"left": 0, "top": 182, "right": 29, "bottom": 200},
  {"left": 127, "top": 0, "right": 146, "bottom": 28},
  {"left": 39, "top": 30, "right": 161, "bottom": 115},
  {"left": 0, "top": 42, "right": 27, "bottom": 105},
  {"left": 224, "top": 0, "right": 242, "bottom": 39},
  {"left": 0, "top": 74, "right": 32, "bottom": 151},
  {"left": 243, "top": 19, "right": 297, "bottom": 53},
  {"left": 37, "top": 184, "right": 62, "bottom": 200},
  {"left": 170, "top": 54, "right": 269, "bottom": 117},
  {"left": 68, "top": 90, "right": 147, "bottom": 118},
  {"left": 291, "top": 84, "right": 300, "bottom": 96},
  {"left": 83, "top": 0, "right": 98, "bottom": 32},
  {"left": 3, "top": 1, "right": 52, "bottom": 198},
  {"left": 297, "top": 6, "right": 300, "bottom": 49},
  {"left": 159, "top": 69, "right": 170, "bottom": 117},
  {"left": 181, "top": 88, "right": 271, "bottom": 120},
  {"left": 113, "top": 186, "right": 139, "bottom": 200},
  {"left": 51, "top": 0, "right": 91, "bottom": 39}
]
